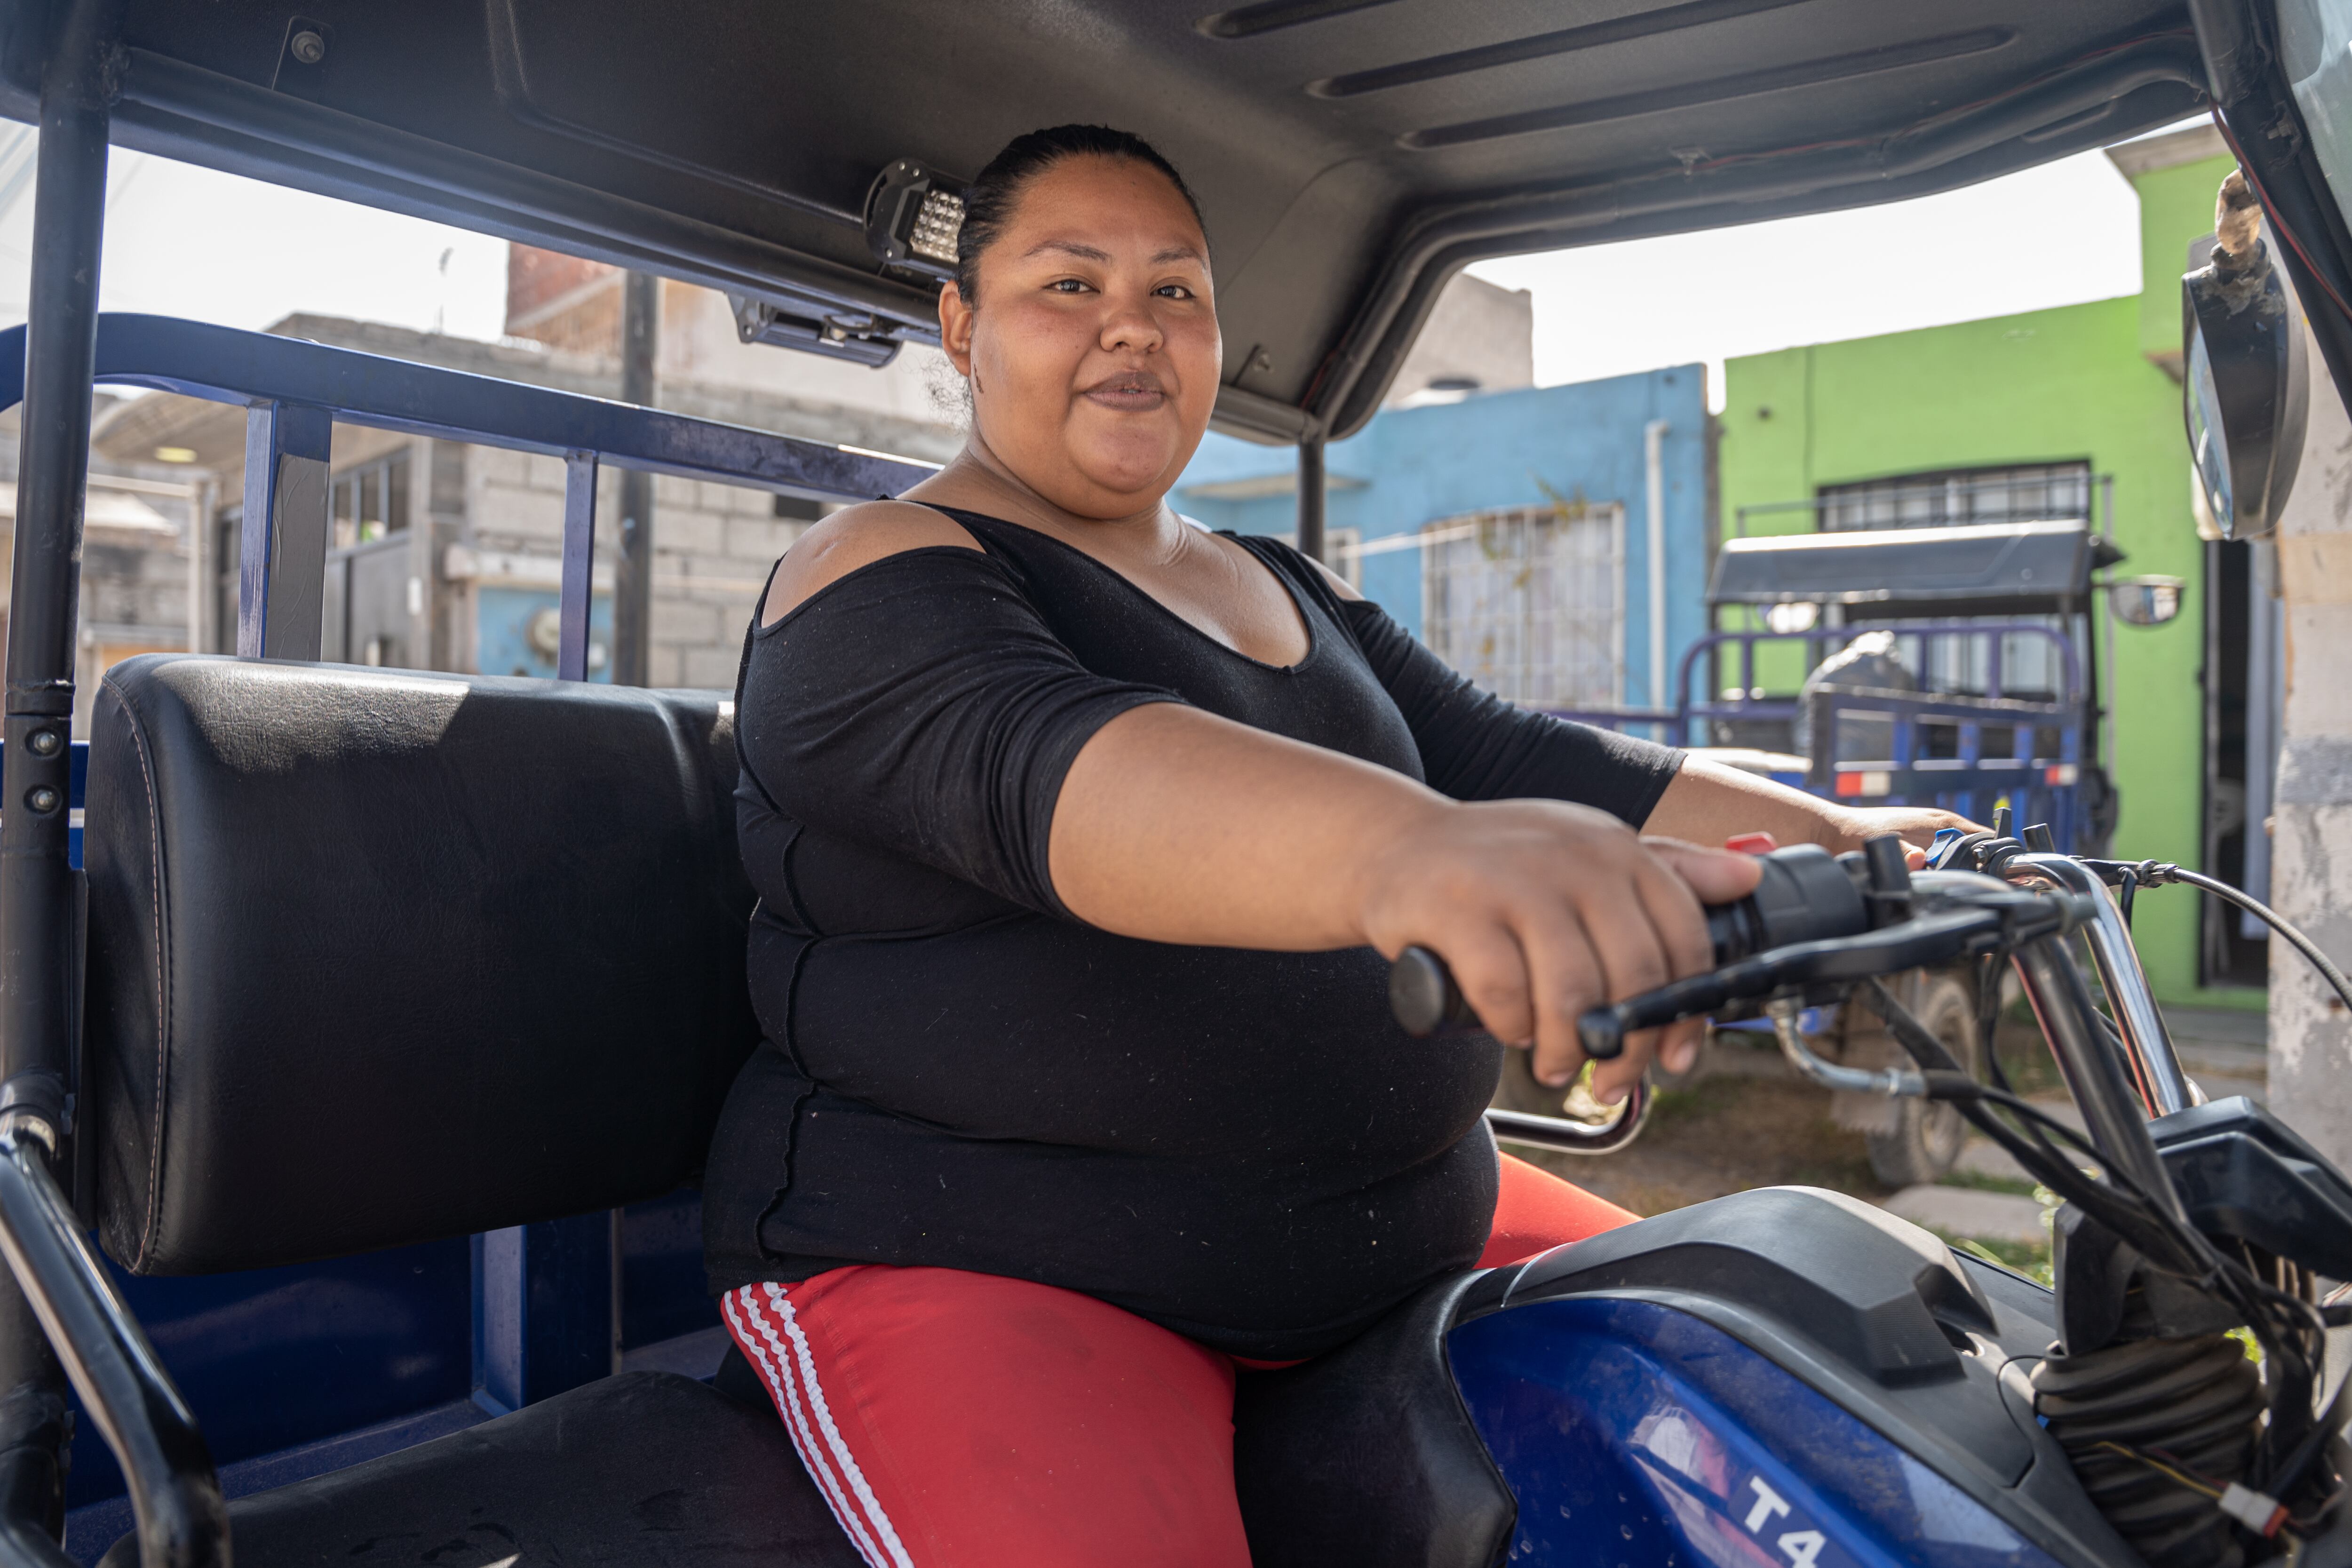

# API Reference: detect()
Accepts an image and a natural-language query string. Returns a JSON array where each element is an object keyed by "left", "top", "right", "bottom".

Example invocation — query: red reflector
[
  {"left": 1835, "top": 773, "right": 1865, "bottom": 797},
  {"left": 1724, "top": 832, "right": 1779, "bottom": 854}
]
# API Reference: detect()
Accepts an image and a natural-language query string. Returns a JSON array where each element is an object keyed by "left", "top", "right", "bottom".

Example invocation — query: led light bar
[{"left": 865, "top": 159, "right": 967, "bottom": 281}]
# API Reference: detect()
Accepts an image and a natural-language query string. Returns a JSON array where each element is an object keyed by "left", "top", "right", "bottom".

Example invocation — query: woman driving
[{"left": 705, "top": 124, "right": 1967, "bottom": 1568}]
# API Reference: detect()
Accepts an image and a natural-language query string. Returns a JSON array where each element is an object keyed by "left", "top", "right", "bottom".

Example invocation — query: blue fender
[{"left": 1447, "top": 1297, "right": 2066, "bottom": 1568}]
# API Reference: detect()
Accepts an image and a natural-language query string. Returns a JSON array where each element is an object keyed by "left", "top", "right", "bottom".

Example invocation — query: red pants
[{"left": 721, "top": 1152, "right": 1632, "bottom": 1568}]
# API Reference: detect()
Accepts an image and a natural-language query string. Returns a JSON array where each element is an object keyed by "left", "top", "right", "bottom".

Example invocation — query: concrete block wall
[
  {"left": 2271, "top": 342, "right": 2352, "bottom": 1174},
  {"left": 455, "top": 439, "right": 803, "bottom": 689}
]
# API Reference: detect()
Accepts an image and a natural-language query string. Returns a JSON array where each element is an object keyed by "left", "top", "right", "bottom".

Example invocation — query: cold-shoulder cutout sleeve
[{"left": 736, "top": 546, "right": 1183, "bottom": 918}]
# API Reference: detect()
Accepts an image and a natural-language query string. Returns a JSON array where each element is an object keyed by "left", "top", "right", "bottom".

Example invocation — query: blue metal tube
[
  {"left": 0, "top": 1117, "right": 224, "bottom": 1568},
  {"left": 557, "top": 453, "right": 600, "bottom": 682},
  {"left": 0, "top": 3, "right": 124, "bottom": 1551},
  {"left": 4, "top": 0, "right": 119, "bottom": 1095},
  {"left": 0, "top": 315, "right": 935, "bottom": 503}
]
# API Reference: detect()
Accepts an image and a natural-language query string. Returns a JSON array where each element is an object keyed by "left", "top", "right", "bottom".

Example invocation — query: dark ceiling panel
[
  {"left": 1199, "top": 0, "right": 1407, "bottom": 40},
  {"left": 1307, "top": 0, "right": 1818, "bottom": 98},
  {"left": 0, "top": 0, "right": 2203, "bottom": 441},
  {"left": 1398, "top": 27, "right": 2023, "bottom": 151}
]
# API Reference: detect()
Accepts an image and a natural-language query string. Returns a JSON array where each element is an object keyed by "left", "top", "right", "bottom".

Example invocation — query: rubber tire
[{"left": 1864, "top": 971, "right": 1981, "bottom": 1188}]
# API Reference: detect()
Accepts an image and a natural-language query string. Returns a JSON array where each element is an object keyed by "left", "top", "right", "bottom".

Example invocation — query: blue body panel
[
  {"left": 1448, "top": 1297, "right": 2063, "bottom": 1568},
  {"left": 65, "top": 1239, "right": 474, "bottom": 1511}
]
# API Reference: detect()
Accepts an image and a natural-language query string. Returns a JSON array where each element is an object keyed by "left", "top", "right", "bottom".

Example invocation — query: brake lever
[
  {"left": 1573, "top": 890, "right": 2097, "bottom": 1058},
  {"left": 1395, "top": 901, "right": 2030, "bottom": 1052}
]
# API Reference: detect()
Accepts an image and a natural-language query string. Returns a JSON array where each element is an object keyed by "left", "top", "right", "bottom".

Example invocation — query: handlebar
[
  {"left": 1390, "top": 842, "right": 1888, "bottom": 1051},
  {"left": 1388, "top": 828, "right": 2182, "bottom": 1195}
]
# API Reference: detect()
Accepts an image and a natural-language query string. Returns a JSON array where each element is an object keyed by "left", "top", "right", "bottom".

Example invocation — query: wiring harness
[{"left": 1859, "top": 835, "right": 2352, "bottom": 1564}]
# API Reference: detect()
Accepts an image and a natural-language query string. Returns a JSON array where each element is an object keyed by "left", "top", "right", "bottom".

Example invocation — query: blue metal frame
[
  {"left": 1553, "top": 621, "right": 2090, "bottom": 850},
  {"left": 0, "top": 313, "right": 933, "bottom": 670},
  {"left": 0, "top": 315, "right": 931, "bottom": 498},
  {"left": 0, "top": 314, "right": 934, "bottom": 1548}
]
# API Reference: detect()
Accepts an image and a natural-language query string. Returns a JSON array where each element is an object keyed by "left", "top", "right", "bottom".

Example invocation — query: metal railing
[
  {"left": 1551, "top": 621, "right": 2090, "bottom": 848},
  {"left": 0, "top": 313, "right": 934, "bottom": 678}
]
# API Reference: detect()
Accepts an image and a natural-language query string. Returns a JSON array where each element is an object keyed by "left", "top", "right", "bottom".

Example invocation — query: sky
[
  {"left": 0, "top": 121, "right": 2188, "bottom": 404},
  {"left": 1469, "top": 137, "right": 2161, "bottom": 410},
  {"left": 0, "top": 127, "right": 511, "bottom": 342}
]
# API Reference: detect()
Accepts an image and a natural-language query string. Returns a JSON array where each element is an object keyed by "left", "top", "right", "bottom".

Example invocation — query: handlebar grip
[
  {"left": 1386, "top": 843, "right": 1878, "bottom": 1051},
  {"left": 1389, "top": 946, "right": 1479, "bottom": 1037},
  {"left": 1390, "top": 945, "right": 1629, "bottom": 1059}
]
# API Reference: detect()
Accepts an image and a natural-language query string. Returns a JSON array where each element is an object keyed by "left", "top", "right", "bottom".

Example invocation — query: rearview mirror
[
  {"left": 2183, "top": 171, "right": 2308, "bottom": 540},
  {"left": 2108, "top": 575, "right": 2185, "bottom": 627}
]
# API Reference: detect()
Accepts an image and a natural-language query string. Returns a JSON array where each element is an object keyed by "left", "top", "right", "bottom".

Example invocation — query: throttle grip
[
  {"left": 1389, "top": 946, "right": 1481, "bottom": 1038},
  {"left": 1385, "top": 842, "right": 1878, "bottom": 1051},
  {"left": 1391, "top": 945, "right": 1630, "bottom": 1058}
]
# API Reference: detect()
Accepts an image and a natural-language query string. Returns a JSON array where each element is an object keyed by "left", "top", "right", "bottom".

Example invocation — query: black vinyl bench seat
[{"left": 95, "top": 1372, "right": 857, "bottom": 1568}]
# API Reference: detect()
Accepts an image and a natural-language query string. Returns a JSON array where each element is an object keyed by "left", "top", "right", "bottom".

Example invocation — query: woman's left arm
[
  {"left": 1325, "top": 577, "right": 1975, "bottom": 854},
  {"left": 1641, "top": 754, "right": 1976, "bottom": 858}
]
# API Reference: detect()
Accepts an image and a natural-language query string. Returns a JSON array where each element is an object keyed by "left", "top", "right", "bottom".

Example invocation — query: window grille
[
  {"left": 1421, "top": 503, "right": 1624, "bottom": 707},
  {"left": 330, "top": 451, "right": 411, "bottom": 549},
  {"left": 1816, "top": 462, "right": 2091, "bottom": 532}
]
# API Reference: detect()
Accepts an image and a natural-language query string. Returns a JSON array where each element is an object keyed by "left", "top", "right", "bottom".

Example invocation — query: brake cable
[{"left": 2085, "top": 859, "right": 2352, "bottom": 1015}]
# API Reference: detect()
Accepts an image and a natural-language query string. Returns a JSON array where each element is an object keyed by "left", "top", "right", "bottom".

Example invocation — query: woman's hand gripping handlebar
[
  {"left": 1359, "top": 805, "right": 1770, "bottom": 1105},
  {"left": 1390, "top": 842, "right": 1883, "bottom": 1062}
]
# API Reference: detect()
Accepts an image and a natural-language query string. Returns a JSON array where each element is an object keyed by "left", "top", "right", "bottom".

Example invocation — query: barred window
[
  {"left": 330, "top": 451, "right": 411, "bottom": 549},
  {"left": 1817, "top": 462, "right": 2090, "bottom": 532},
  {"left": 1420, "top": 503, "right": 1624, "bottom": 707}
]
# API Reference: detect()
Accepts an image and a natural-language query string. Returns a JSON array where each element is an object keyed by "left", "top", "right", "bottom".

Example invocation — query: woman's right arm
[
  {"left": 756, "top": 504, "right": 1760, "bottom": 1099},
  {"left": 1048, "top": 704, "right": 1757, "bottom": 1098}
]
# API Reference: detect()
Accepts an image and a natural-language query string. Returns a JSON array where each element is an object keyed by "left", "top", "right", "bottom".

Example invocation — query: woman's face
[{"left": 940, "top": 156, "right": 1221, "bottom": 520}]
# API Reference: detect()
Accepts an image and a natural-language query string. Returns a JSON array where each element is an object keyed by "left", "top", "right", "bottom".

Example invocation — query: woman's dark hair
[{"left": 954, "top": 125, "right": 1205, "bottom": 305}]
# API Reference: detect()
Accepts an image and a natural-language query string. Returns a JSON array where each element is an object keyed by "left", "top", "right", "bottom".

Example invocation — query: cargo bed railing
[{"left": 1549, "top": 621, "right": 2090, "bottom": 849}]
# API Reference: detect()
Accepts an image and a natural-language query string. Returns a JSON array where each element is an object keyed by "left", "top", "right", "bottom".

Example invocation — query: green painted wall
[
  {"left": 1718, "top": 152, "right": 2245, "bottom": 1006},
  {"left": 2135, "top": 154, "right": 2235, "bottom": 366}
]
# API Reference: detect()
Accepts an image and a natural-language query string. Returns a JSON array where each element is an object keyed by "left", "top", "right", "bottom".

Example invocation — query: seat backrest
[{"left": 81, "top": 655, "right": 759, "bottom": 1275}]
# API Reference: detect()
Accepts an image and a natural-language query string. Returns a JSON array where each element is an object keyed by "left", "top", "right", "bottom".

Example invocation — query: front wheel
[{"left": 1863, "top": 971, "right": 1981, "bottom": 1187}]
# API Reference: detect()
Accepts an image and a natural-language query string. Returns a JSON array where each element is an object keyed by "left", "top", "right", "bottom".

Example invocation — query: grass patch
[
  {"left": 1935, "top": 1168, "right": 2038, "bottom": 1197},
  {"left": 1645, "top": 1075, "right": 1747, "bottom": 1126},
  {"left": 1994, "top": 1022, "right": 2066, "bottom": 1099},
  {"left": 1934, "top": 1229, "right": 2053, "bottom": 1286}
]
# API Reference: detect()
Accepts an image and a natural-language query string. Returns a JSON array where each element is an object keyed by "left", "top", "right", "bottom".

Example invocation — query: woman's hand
[
  {"left": 1645, "top": 757, "right": 1983, "bottom": 869},
  {"left": 1822, "top": 804, "right": 1982, "bottom": 866},
  {"left": 1055, "top": 708, "right": 1765, "bottom": 1102},
  {"left": 1353, "top": 800, "right": 1763, "bottom": 1104}
]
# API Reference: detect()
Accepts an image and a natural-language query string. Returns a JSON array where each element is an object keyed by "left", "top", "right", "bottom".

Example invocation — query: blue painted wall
[{"left": 1175, "top": 366, "right": 1711, "bottom": 707}]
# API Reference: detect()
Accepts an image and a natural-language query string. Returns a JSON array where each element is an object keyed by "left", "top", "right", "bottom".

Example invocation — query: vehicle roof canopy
[
  {"left": 1708, "top": 520, "right": 2111, "bottom": 617},
  {"left": 0, "top": 1, "right": 2204, "bottom": 442}
]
